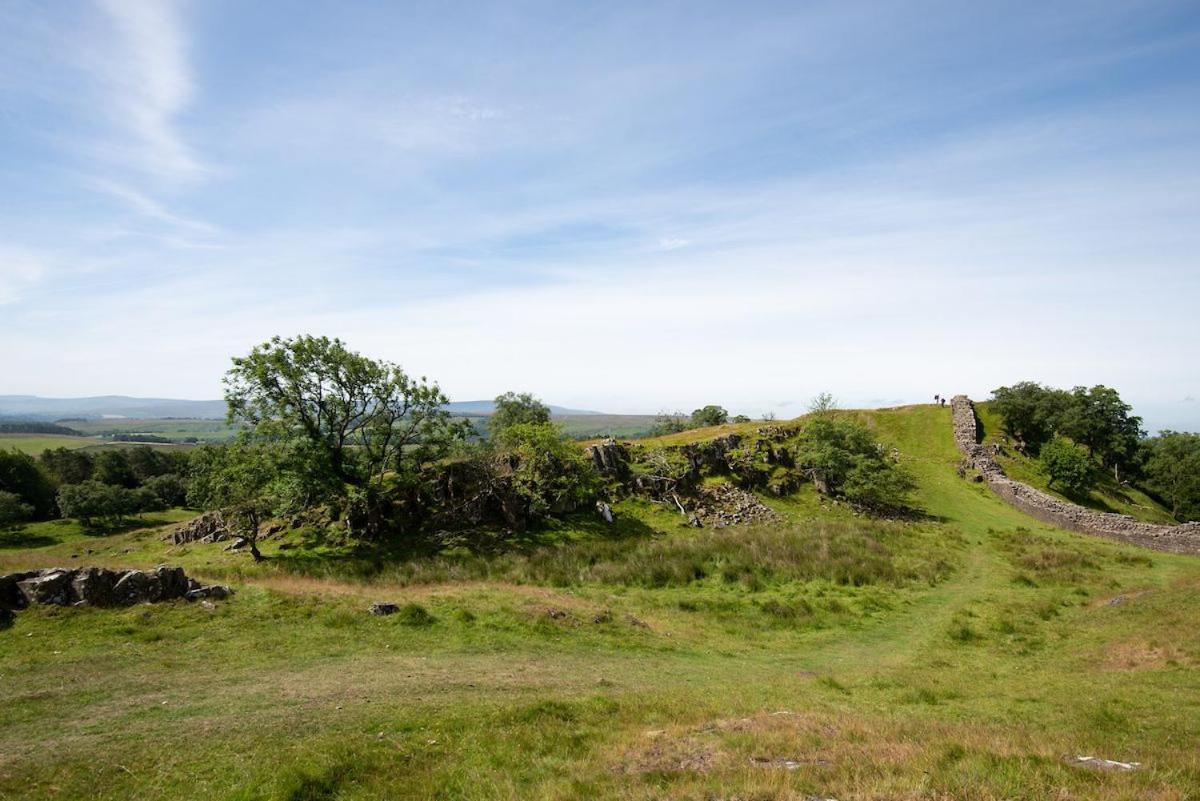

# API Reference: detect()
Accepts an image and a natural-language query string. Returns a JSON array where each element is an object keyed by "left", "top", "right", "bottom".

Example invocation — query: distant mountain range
[{"left": 0, "top": 395, "right": 603, "bottom": 421}]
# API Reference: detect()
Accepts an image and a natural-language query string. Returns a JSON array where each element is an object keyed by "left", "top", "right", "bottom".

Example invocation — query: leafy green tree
[
  {"left": 1140, "top": 431, "right": 1200, "bottom": 521},
  {"left": 92, "top": 450, "right": 137, "bottom": 488},
  {"left": 794, "top": 418, "right": 913, "bottom": 509},
  {"left": 143, "top": 473, "right": 188, "bottom": 507},
  {"left": 1057, "top": 385, "right": 1143, "bottom": 480},
  {"left": 0, "top": 491, "right": 33, "bottom": 529},
  {"left": 495, "top": 423, "right": 600, "bottom": 523},
  {"left": 39, "top": 447, "right": 94, "bottom": 484},
  {"left": 225, "top": 335, "right": 467, "bottom": 488},
  {"left": 731, "top": 415, "right": 751, "bottom": 424},
  {"left": 650, "top": 411, "right": 690, "bottom": 436},
  {"left": 1039, "top": 437, "right": 1095, "bottom": 495},
  {"left": 126, "top": 446, "right": 180, "bottom": 483},
  {"left": 224, "top": 336, "right": 470, "bottom": 535},
  {"left": 56, "top": 481, "right": 162, "bottom": 528},
  {"left": 188, "top": 443, "right": 284, "bottom": 561},
  {"left": 490, "top": 392, "right": 551, "bottom": 439},
  {"left": 690, "top": 405, "right": 729, "bottom": 427},
  {"left": 808, "top": 392, "right": 839, "bottom": 416},
  {"left": 0, "top": 449, "right": 57, "bottom": 519},
  {"left": 990, "top": 382, "right": 1068, "bottom": 453}
]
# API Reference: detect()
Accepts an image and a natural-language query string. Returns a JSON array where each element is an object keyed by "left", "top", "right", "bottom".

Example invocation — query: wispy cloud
[
  {"left": 0, "top": 249, "right": 50, "bottom": 305},
  {"left": 94, "top": 0, "right": 202, "bottom": 179}
]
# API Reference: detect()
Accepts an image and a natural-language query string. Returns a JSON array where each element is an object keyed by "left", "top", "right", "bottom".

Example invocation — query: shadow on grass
[
  {"left": 266, "top": 512, "right": 661, "bottom": 581},
  {"left": 0, "top": 529, "right": 58, "bottom": 549}
]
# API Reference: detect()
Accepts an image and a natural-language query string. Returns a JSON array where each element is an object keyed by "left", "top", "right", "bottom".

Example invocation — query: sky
[{"left": 1, "top": 1, "right": 1198, "bottom": 431}]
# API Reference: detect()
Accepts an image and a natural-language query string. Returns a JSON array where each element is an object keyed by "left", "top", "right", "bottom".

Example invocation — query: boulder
[
  {"left": 18, "top": 569, "right": 75, "bottom": 606},
  {"left": 112, "top": 570, "right": 156, "bottom": 605},
  {"left": 0, "top": 607, "right": 14, "bottom": 628},
  {"left": 0, "top": 570, "right": 40, "bottom": 611},
  {"left": 153, "top": 565, "right": 189, "bottom": 600},
  {"left": 369, "top": 602, "right": 400, "bottom": 616},
  {"left": 185, "top": 584, "right": 233, "bottom": 601},
  {"left": 71, "top": 567, "right": 120, "bottom": 607}
]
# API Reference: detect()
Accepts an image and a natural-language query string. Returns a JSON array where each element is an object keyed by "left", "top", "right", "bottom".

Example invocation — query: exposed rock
[
  {"left": 167, "top": 512, "right": 230, "bottom": 545},
  {"left": 596, "top": 501, "right": 613, "bottom": 523},
  {"left": 1, "top": 566, "right": 231, "bottom": 618},
  {"left": 585, "top": 438, "right": 631, "bottom": 478},
  {"left": 369, "top": 602, "right": 400, "bottom": 616},
  {"left": 70, "top": 567, "right": 119, "bottom": 606},
  {"left": 0, "top": 570, "right": 39, "bottom": 611},
  {"left": 18, "top": 569, "right": 75, "bottom": 606},
  {"left": 951, "top": 395, "right": 1200, "bottom": 554},
  {"left": 690, "top": 484, "right": 780, "bottom": 528},
  {"left": 185, "top": 584, "right": 233, "bottom": 601},
  {"left": 0, "top": 608, "right": 14, "bottom": 628}
]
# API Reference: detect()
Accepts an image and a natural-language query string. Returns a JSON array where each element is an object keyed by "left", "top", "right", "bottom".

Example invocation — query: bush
[
  {"left": 0, "top": 491, "right": 34, "bottom": 529},
  {"left": 794, "top": 418, "right": 914, "bottom": 509},
  {"left": 56, "top": 481, "right": 163, "bottom": 528},
  {"left": 1039, "top": 437, "right": 1094, "bottom": 495},
  {"left": 690, "top": 405, "right": 729, "bottom": 427},
  {"left": 0, "top": 449, "right": 57, "bottom": 519},
  {"left": 497, "top": 423, "right": 601, "bottom": 522},
  {"left": 143, "top": 473, "right": 188, "bottom": 507}
]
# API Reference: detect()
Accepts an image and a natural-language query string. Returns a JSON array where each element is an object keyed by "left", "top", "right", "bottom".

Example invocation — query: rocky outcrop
[
  {"left": 585, "top": 438, "right": 631, "bottom": 478},
  {"left": 168, "top": 512, "right": 231, "bottom": 545},
  {"left": 950, "top": 395, "right": 1200, "bottom": 554},
  {"left": 0, "top": 566, "right": 232, "bottom": 615}
]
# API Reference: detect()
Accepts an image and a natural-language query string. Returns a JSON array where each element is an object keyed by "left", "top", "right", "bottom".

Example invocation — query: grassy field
[
  {"left": 2, "top": 405, "right": 1199, "bottom": 800},
  {"left": 0, "top": 433, "right": 197, "bottom": 455},
  {"left": 974, "top": 402, "right": 1176, "bottom": 524},
  {"left": 66, "top": 417, "right": 239, "bottom": 443}
]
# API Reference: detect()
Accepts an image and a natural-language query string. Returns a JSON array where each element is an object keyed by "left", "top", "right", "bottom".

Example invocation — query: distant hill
[
  {"left": 0, "top": 395, "right": 228, "bottom": 421},
  {"left": 444, "top": 400, "right": 603, "bottom": 417},
  {"left": 0, "top": 395, "right": 605, "bottom": 421}
]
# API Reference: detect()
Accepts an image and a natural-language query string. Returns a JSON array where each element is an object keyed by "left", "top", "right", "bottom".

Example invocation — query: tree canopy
[
  {"left": 1140, "top": 431, "right": 1200, "bottom": 522},
  {"left": 490, "top": 392, "right": 551, "bottom": 438}
]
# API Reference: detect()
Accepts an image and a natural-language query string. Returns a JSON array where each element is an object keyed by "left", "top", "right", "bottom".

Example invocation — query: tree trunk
[{"left": 248, "top": 510, "right": 264, "bottom": 562}]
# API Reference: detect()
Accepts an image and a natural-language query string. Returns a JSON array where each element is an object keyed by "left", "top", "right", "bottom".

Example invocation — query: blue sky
[{"left": 1, "top": 1, "right": 1198, "bottom": 430}]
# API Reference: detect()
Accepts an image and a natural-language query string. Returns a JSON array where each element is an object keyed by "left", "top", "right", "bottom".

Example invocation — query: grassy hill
[{"left": 2, "top": 405, "right": 1199, "bottom": 800}]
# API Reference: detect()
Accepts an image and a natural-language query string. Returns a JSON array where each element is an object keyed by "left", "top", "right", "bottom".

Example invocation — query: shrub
[
  {"left": 690, "top": 405, "right": 729, "bottom": 427},
  {"left": 1039, "top": 437, "right": 1094, "bottom": 495},
  {"left": 56, "top": 481, "right": 163, "bottom": 528},
  {"left": 0, "top": 449, "right": 58, "bottom": 519},
  {"left": 794, "top": 418, "right": 914, "bottom": 509},
  {"left": 0, "top": 491, "right": 34, "bottom": 529},
  {"left": 496, "top": 422, "right": 601, "bottom": 522}
]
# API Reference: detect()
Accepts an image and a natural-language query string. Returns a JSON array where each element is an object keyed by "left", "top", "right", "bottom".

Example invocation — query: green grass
[
  {"left": 66, "top": 417, "right": 239, "bottom": 443},
  {"left": 975, "top": 402, "right": 1176, "bottom": 524},
  {"left": 0, "top": 433, "right": 98, "bottom": 454},
  {"left": 2, "top": 404, "right": 1200, "bottom": 800}
]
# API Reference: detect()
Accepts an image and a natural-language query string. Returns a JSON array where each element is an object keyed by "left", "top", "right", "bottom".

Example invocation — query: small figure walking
[{"left": 934, "top": 394, "right": 941, "bottom": 404}]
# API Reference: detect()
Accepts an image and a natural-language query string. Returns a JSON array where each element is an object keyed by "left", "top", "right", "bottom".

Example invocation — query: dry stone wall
[{"left": 950, "top": 395, "right": 1200, "bottom": 554}]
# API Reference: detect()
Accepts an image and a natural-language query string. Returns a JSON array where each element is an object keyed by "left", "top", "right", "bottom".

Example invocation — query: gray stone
[
  {"left": 0, "top": 570, "right": 40, "bottom": 611},
  {"left": 153, "top": 565, "right": 189, "bottom": 600},
  {"left": 112, "top": 570, "right": 155, "bottom": 605},
  {"left": 369, "top": 602, "right": 400, "bottom": 616},
  {"left": 185, "top": 584, "right": 233, "bottom": 601},
  {"left": 71, "top": 567, "right": 120, "bottom": 607},
  {"left": 18, "top": 569, "right": 75, "bottom": 606}
]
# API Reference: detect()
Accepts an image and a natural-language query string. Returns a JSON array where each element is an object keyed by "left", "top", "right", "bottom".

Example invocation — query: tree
[
  {"left": 224, "top": 335, "right": 470, "bottom": 534},
  {"left": 56, "top": 481, "right": 161, "bottom": 528},
  {"left": 794, "top": 418, "right": 914, "bottom": 509},
  {"left": 39, "top": 447, "right": 94, "bottom": 484},
  {"left": 126, "top": 446, "right": 180, "bottom": 483},
  {"left": 490, "top": 392, "right": 551, "bottom": 439},
  {"left": 92, "top": 450, "right": 137, "bottom": 488},
  {"left": 188, "top": 443, "right": 282, "bottom": 561},
  {"left": 495, "top": 423, "right": 600, "bottom": 523},
  {"left": 1140, "top": 432, "right": 1200, "bottom": 522},
  {"left": 143, "top": 473, "right": 188, "bottom": 507},
  {"left": 1057, "top": 385, "right": 1143, "bottom": 480},
  {"left": 1039, "top": 437, "right": 1095, "bottom": 496},
  {"left": 990, "top": 382, "right": 1067, "bottom": 454},
  {"left": 0, "top": 491, "right": 33, "bottom": 529},
  {"left": 808, "top": 392, "right": 839, "bottom": 416},
  {"left": 731, "top": 415, "right": 751, "bottom": 424},
  {"left": 650, "top": 411, "right": 690, "bottom": 436},
  {"left": 0, "top": 449, "right": 57, "bottom": 519},
  {"left": 690, "top": 405, "right": 729, "bottom": 427}
]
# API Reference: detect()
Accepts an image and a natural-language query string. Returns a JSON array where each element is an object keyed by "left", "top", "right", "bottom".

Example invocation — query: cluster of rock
[
  {"left": 689, "top": 484, "right": 781, "bottom": 528},
  {"left": 168, "top": 511, "right": 230, "bottom": 545},
  {"left": 950, "top": 395, "right": 1200, "bottom": 554},
  {"left": 0, "top": 565, "right": 232, "bottom": 620}
]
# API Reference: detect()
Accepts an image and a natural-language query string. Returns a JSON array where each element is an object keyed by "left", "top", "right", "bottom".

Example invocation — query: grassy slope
[
  {"left": 2, "top": 405, "right": 1199, "bottom": 800},
  {"left": 974, "top": 402, "right": 1175, "bottom": 524}
]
